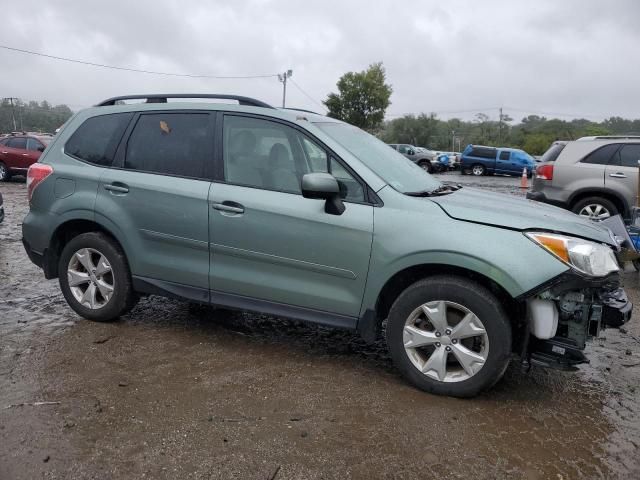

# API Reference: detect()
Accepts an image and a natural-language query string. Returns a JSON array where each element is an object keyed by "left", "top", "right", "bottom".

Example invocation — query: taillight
[
  {"left": 27, "top": 163, "right": 53, "bottom": 202},
  {"left": 536, "top": 164, "right": 554, "bottom": 181}
]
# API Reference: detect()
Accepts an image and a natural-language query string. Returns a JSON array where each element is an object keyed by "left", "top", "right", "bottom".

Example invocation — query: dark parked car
[
  {"left": 460, "top": 144, "right": 536, "bottom": 177},
  {"left": 0, "top": 133, "right": 52, "bottom": 181}
]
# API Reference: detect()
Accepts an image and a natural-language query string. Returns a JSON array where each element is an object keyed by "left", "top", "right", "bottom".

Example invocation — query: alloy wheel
[
  {"left": 403, "top": 300, "right": 489, "bottom": 383},
  {"left": 0, "top": 164, "right": 7, "bottom": 180},
  {"left": 578, "top": 203, "right": 611, "bottom": 220},
  {"left": 67, "top": 248, "right": 115, "bottom": 309},
  {"left": 472, "top": 165, "right": 484, "bottom": 176}
]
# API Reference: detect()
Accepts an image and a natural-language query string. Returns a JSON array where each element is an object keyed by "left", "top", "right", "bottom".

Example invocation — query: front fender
[{"left": 360, "top": 192, "right": 570, "bottom": 316}]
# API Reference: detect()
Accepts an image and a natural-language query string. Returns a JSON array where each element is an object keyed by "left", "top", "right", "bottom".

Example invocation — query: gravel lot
[{"left": 1, "top": 173, "right": 640, "bottom": 479}]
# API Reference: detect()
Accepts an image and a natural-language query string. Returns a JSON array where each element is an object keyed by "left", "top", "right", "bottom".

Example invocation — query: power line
[
  {"left": 504, "top": 106, "right": 603, "bottom": 120},
  {"left": 289, "top": 78, "right": 327, "bottom": 112},
  {"left": 0, "top": 44, "right": 279, "bottom": 79}
]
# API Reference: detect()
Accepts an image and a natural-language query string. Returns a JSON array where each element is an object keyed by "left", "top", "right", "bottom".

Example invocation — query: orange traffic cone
[{"left": 520, "top": 167, "right": 529, "bottom": 189}]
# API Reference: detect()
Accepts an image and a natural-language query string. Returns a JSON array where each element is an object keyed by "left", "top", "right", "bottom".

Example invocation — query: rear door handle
[
  {"left": 609, "top": 173, "right": 627, "bottom": 178},
  {"left": 212, "top": 202, "right": 244, "bottom": 214},
  {"left": 104, "top": 183, "right": 129, "bottom": 194}
]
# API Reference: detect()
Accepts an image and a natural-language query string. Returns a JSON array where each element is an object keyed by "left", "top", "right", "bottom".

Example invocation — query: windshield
[
  {"left": 540, "top": 142, "right": 566, "bottom": 163},
  {"left": 314, "top": 122, "right": 440, "bottom": 193}
]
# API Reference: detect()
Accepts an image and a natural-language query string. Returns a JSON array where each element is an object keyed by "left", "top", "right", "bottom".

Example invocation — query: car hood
[{"left": 430, "top": 187, "right": 615, "bottom": 245}]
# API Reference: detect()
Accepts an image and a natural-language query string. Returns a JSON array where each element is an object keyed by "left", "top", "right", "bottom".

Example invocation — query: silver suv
[{"left": 527, "top": 136, "right": 640, "bottom": 220}]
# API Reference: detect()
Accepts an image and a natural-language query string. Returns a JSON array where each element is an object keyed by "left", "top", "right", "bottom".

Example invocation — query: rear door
[
  {"left": 24, "top": 138, "right": 44, "bottom": 167},
  {"left": 605, "top": 143, "right": 640, "bottom": 208},
  {"left": 208, "top": 113, "right": 373, "bottom": 319},
  {"left": 95, "top": 111, "right": 214, "bottom": 298}
]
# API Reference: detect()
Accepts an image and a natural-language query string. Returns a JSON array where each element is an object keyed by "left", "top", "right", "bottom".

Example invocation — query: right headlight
[{"left": 525, "top": 232, "right": 620, "bottom": 277}]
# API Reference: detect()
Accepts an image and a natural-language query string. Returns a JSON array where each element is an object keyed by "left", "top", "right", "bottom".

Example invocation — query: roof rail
[
  {"left": 282, "top": 107, "right": 324, "bottom": 115},
  {"left": 96, "top": 94, "right": 274, "bottom": 108},
  {"left": 577, "top": 135, "right": 640, "bottom": 141}
]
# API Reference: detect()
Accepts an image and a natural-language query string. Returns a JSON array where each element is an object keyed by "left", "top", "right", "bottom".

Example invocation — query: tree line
[
  {"left": 0, "top": 98, "right": 73, "bottom": 134},
  {"left": 324, "top": 63, "right": 640, "bottom": 155}
]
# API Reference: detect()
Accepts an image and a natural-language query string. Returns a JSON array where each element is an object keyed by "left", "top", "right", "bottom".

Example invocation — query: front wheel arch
[{"left": 368, "top": 264, "right": 522, "bottom": 345}]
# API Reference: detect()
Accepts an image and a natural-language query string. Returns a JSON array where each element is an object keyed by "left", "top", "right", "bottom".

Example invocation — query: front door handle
[
  {"left": 212, "top": 202, "right": 244, "bottom": 214},
  {"left": 609, "top": 173, "right": 627, "bottom": 178},
  {"left": 104, "top": 183, "right": 129, "bottom": 194}
]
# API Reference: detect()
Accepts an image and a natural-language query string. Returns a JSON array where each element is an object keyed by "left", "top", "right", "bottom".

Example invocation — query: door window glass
[
  {"left": 617, "top": 144, "right": 640, "bottom": 168},
  {"left": 26, "top": 138, "right": 44, "bottom": 151},
  {"left": 581, "top": 144, "right": 619, "bottom": 165},
  {"left": 499, "top": 151, "right": 510, "bottom": 160},
  {"left": 330, "top": 157, "right": 365, "bottom": 202},
  {"left": 66, "top": 113, "right": 133, "bottom": 166},
  {"left": 7, "top": 137, "right": 27, "bottom": 149},
  {"left": 223, "top": 116, "right": 305, "bottom": 194},
  {"left": 125, "top": 113, "right": 212, "bottom": 178}
]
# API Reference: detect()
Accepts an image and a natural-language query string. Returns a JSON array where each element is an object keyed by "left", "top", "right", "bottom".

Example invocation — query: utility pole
[
  {"left": 4, "top": 97, "right": 19, "bottom": 131},
  {"left": 498, "top": 107, "right": 503, "bottom": 143},
  {"left": 451, "top": 130, "right": 455, "bottom": 152},
  {"left": 277, "top": 70, "right": 292, "bottom": 108}
]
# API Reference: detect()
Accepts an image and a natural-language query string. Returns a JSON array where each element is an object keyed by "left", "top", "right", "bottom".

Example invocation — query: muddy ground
[{"left": 1, "top": 173, "right": 640, "bottom": 479}]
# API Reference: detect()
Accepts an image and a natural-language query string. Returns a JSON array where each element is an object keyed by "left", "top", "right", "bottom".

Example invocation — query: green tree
[{"left": 324, "top": 62, "right": 392, "bottom": 131}]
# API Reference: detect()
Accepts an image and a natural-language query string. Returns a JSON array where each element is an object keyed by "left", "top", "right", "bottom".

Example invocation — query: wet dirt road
[{"left": 1, "top": 174, "right": 640, "bottom": 479}]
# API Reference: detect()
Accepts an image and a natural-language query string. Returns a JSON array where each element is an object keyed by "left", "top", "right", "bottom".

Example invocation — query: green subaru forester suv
[{"left": 22, "top": 94, "right": 631, "bottom": 397}]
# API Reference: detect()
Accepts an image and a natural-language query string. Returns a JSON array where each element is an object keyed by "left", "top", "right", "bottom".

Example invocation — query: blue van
[{"left": 460, "top": 145, "right": 535, "bottom": 177}]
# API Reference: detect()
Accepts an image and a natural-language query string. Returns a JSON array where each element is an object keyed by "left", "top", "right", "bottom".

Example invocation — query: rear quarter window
[
  {"left": 65, "top": 113, "right": 133, "bottom": 166},
  {"left": 580, "top": 144, "right": 620, "bottom": 165}
]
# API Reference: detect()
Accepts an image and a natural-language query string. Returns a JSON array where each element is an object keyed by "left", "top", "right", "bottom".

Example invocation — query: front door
[
  {"left": 95, "top": 112, "right": 215, "bottom": 297},
  {"left": 208, "top": 114, "right": 374, "bottom": 319}
]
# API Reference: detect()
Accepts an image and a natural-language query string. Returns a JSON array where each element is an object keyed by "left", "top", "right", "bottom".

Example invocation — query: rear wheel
[
  {"left": 0, "top": 162, "right": 11, "bottom": 181},
  {"left": 386, "top": 276, "right": 512, "bottom": 397},
  {"left": 418, "top": 161, "right": 432, "bottom": 173},
  {"left": 471, "top": 164, "right": 485, "bottom": 176},
  {"left": 59, "top": 232, "right": 137, "bottom": 322},
  {"left": 571, "top": 196, "right": 617, "bottom": 220}
]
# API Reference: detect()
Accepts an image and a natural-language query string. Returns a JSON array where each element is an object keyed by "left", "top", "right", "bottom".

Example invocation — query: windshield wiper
[{"left": 406, "top": 184, "right": 463, "bottom": 197}]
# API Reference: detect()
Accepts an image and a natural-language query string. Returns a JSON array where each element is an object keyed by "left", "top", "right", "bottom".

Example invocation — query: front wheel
[
  {"left": 386, "top": 276, "right": 512, "bottom": 397},
  {"left": 59, "top": 232, "right": 137, "bottom": 322}
]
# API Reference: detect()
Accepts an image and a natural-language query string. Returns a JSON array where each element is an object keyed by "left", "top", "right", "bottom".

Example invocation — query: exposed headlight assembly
[{"left": 526, "top": 232, "right": 620, "bottom": 277}]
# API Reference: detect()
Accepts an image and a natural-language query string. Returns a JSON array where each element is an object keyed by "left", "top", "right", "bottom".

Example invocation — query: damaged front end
[{"left": 521, "top": 272, "right": 632, "bottom": 371}]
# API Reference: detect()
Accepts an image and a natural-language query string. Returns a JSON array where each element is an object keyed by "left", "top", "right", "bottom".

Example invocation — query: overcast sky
[{"left": 1, "top": 0, "right": 639, "bottom": 122}]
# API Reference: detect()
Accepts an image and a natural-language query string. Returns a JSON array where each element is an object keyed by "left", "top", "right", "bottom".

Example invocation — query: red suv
[{"left": 0, "top": 133, "right": 52, "bottom": 181}]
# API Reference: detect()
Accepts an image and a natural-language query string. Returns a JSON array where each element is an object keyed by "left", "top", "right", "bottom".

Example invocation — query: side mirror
[
  {"left": 407, "top": 149, "right": 415, "bottom": 156},
  {"left": 301, "top": 173, "right": 345, "bottom": 215},
  {"left": 37, "top": 146, "right": 45, "bottom": 152}
]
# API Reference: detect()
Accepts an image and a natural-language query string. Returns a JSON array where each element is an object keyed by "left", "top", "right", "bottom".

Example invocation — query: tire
[
  {"left": 386, "top": 276, "right": 512, "bottom": 397},
  {"left": 471, "top": 164, "right": 485, "bottom": 176},
  {"left": 58, "top": 232, "right": 137, "bottom": 322},
  {"left": 571, "top": 196, "right": 618, "bottom": 220},
  {"left": 418, "top": 161, "right": 432, "bottom": 173},
  {"left": 0, "top": 162, "right": 11, "bottom": 182}
]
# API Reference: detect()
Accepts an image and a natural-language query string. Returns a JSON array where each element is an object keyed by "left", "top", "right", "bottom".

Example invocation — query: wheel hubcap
[
  {"left": 578, "top": 204, "right": 611, "bottom": 220},
  {"left": 67, "top": 248, "right": 114, "bottom": 309},
  {"left": 403, "top": 300, "right": 489, "bottom": 383},
  {"left": 0, "top": 165, "right": 6, "bottom": 179},
  {"left": 472, "top": 166, "right": 483, "bottom": 175}
]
